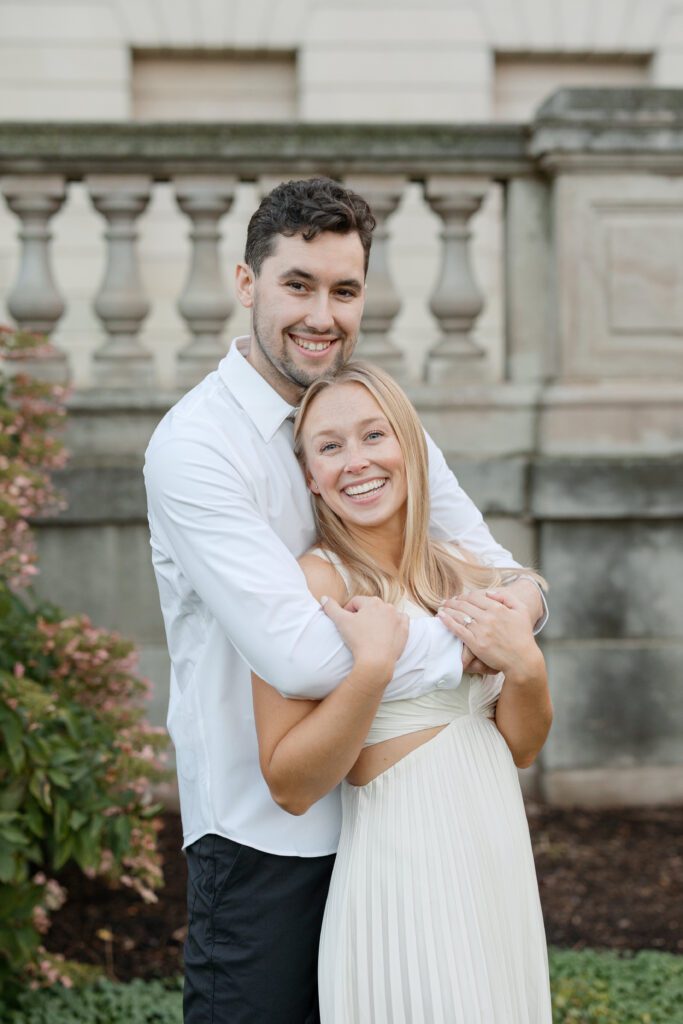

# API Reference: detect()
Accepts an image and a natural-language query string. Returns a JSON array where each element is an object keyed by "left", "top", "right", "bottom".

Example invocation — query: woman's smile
[{"left": 341, "top": 477, "right": 388, "bottom": 504}]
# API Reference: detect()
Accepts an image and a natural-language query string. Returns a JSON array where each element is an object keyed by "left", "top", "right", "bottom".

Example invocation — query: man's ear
[{"left": 235, "top": 263, "right": 255, "bottom": 308}]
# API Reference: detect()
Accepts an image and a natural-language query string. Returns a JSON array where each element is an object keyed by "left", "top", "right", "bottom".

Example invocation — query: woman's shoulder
[{"left": 298, "top": 547, "right": 349, "bottom": 603}]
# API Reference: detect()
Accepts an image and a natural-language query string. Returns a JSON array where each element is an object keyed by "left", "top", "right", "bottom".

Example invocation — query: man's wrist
[{"left": 504, "top": 575, "right": 548, "bottom": 634}]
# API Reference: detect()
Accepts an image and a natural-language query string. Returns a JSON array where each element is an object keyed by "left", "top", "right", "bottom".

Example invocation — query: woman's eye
[
  {"left": 320, "top": 442, "right": 339, "bottom": 453},
  {"left": 366, "top": 431, "right": 384, "bottom": 441}
]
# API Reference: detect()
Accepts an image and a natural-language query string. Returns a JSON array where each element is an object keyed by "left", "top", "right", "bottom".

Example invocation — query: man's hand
[{"left": 460, "top": 644, "right": 496, "bottom": 676}]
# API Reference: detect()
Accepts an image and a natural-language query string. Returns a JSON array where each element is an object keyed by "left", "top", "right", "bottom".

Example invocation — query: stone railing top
[
  {"left": 0, "top": 122, "right": 531, "bottom": 178},
  {"left": 4, "top": 88, "right": 683, "bottom": 178},
  {"left": 531, "top": 88, "right": 683, "bottom": 163},
  {"left": 535, "top": 87, "right": 683, "bottom": 124}
]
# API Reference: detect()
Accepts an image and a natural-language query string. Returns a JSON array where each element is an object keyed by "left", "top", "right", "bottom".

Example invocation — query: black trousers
[{"left": 183, "top": 833, "right": 336, "bottom": 1024}]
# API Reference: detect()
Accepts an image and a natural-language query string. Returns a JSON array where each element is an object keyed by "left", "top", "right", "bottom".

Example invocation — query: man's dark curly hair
[{"left": 245, "top": 177, "right": 376, "bottom": 276}]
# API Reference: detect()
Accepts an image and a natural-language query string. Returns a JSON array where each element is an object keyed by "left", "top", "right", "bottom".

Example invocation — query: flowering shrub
[
  {"left": 0, "top": 326, "right": 68, "bottom": 589},
  {"left": 0, "top": 327, "right": 169, "bottom": 998}
]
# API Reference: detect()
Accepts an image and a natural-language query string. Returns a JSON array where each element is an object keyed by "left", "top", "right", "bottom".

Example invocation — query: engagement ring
[{"left": 463, "top": 614, "right": 474, "bottom": 626}]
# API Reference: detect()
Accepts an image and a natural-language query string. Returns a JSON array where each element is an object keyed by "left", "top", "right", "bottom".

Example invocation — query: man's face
[{"left": 235, "top": 230, "right": 366, "bottom": 403}]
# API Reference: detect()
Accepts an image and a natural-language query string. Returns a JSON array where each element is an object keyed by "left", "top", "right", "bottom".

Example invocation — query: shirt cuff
[
  {"left": 503, "top": 575, "right": 549, "bottom": 635},
  {"left": 424, "top": 622, "right": 465, "bottom": 692}
]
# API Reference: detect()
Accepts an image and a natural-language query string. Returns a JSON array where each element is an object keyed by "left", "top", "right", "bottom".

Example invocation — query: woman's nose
[{"left": 345, "top": 449, "right": 370, "bottom": 474}]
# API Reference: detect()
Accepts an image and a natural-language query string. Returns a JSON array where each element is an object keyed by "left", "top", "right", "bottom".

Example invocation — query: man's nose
[{"left": 304, "top": 293, "right": 335, "bottom": 332}]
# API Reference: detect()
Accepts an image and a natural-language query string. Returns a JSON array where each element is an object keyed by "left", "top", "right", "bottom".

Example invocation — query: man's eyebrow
[
  {"left": 311, "top": 416, "right": 388, "bottom": 441},
  {"left": 279, "top": 267, "right": 317, "bottom": 282},
  {"left": 279, "top": 267, "right": 363, "bottom": 290}
]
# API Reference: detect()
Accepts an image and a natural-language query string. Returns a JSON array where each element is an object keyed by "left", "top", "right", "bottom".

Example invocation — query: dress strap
[{"left": 308, "top": 547, "right": 353, "bottom": 593}]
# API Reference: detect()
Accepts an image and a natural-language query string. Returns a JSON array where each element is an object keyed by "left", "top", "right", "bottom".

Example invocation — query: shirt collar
[{"left": 218, "top": 337, "right": 298, "bottom": 443}]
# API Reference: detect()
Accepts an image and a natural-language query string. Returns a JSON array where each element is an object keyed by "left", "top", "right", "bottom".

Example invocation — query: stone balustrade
[{"left": 0, "top": 120, "right": 531, "bottom": 389}]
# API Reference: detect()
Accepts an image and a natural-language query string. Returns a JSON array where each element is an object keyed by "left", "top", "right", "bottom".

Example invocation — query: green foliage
[
  {"left": 5, "top": 977, "right": 183, "bottom": 1024},
  {"left": 0, "top": 327, "right": 169, "bottom": 995},
  {"left": 4, "top": 950, "right": 683, "bottom": 1023},
  {"left": 550, "top": 948, "right": 683, "bottom": 1024}
]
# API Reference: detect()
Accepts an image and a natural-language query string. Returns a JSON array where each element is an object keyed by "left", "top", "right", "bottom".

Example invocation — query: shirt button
[{"left": 436, "top": 678, "right": 447, "bottom": 688}]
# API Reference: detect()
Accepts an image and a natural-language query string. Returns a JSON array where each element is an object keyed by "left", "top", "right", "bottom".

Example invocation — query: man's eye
[
  {"left": 287, "top": 281, "right": 306, "bottom": 291},
  {"left": 336, "top": 289, "right": 355, "bottom": 299}
]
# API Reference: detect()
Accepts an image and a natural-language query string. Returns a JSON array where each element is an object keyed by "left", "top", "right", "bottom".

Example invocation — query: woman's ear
[{"left": 307, "top": 472, "right": 320, "bottom": 495}]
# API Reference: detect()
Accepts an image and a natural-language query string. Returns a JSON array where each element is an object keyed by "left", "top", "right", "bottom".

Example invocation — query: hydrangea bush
[{"left": 0, "top": 327, "right": 168, "bottom": 999}]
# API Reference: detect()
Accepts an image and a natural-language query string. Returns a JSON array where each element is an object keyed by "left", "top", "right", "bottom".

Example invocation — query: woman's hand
[
  {"left": 321, "top": 594, "right": 409, "bottom": 689},
  {"left": 439, "top": 589, "right": 552, "bottom": 766},
  {"left": 438, "top": 589, "right": 543, "bottom": 683}
]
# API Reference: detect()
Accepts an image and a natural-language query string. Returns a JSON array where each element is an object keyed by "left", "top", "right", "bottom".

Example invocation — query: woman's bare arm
[{"left": 252, "top": 554, "right": 408, "bottom": 815}]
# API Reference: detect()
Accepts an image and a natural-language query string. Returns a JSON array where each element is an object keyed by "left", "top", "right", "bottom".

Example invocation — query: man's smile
[{"left": 288, "top": 332, "right": 339, "bottom": 357}]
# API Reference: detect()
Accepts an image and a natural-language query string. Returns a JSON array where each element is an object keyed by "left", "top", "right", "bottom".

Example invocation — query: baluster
[
  {"left": 424, "top": 177, "right": 488, "bottom": 384},
  {"left": 1, "top": 175, "right": 68, "bottom": 380},
  {"left": 174, "top": 176, "right": 236, "bottom": 387},
  {"left": 86, "top": 176, "right": 152, "bottom": 388},
  {"left": 346, "top": 175, "right": 405, "bottom": 378}
]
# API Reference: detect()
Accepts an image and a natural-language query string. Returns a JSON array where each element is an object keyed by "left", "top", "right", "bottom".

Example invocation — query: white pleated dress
[{"left": 315, "top": 554, "right": 552, "bottom": 1023}]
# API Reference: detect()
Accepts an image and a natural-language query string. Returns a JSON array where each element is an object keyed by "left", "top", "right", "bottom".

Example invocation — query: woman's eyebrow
[
  {"left": 310, "top": 427, "right": 341, "bottom": 442},
  {"left": 310, "top": 417, "right": 387, "bottom": 442}
]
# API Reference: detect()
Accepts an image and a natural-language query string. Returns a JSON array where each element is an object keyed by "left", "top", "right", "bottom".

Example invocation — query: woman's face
[{"left": 301, "top": 382, "right": 408, "bottom": 531}]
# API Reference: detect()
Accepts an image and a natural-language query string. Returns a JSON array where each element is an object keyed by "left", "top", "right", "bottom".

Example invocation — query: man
[{"left": 144, "top": 178, "right": 545, "bottom": 1023}]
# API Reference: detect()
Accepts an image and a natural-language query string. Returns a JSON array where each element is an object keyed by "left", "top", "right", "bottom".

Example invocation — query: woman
[{"left": 251, "top": 362, "right": 553, "bottom": 1022}]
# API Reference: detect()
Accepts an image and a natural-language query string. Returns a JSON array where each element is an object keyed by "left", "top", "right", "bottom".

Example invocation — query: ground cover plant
[
  {"left": 0, "top": 327, "right": 169, "bottom": 1001},
  {"left": 549, "top": 948, "right": 683, "bottom": 1024},
  {"left": 4, "top": 950, "right": 682, "bottom": 1024}
]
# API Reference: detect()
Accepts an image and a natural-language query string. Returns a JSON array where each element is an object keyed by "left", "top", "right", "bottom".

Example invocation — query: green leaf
[
  {"left": 53, "top": 795, "right": 69, "bottom": 843},
  {"left": 72, "top": 828, "right": 98, "bottom": 873},
  {"left": 0, "top": 847, "right": 17, "bottom": 883},
  {"left": 68, "top": 809, "right": 88, "bottom": 832},
  {"left": 0, "top": 825, "right": 29, "bottom": 846},
  {"left": 47, "top": 768, "right": 70, "bottom": 789},
  {"left": 0, "top": 777, "right": 25, "bottom": 812},
  {"left": 52, "top": 832, "right": 74, "bottom": 871},
  {"left": 24, "top": 798, "right": 45, "bottom": 839},
  {"left": 0, "top": 715, "right": 24, "bottom": 773},
  {"left": 28, "top": 771, "right": 51, "bottom": 812}
]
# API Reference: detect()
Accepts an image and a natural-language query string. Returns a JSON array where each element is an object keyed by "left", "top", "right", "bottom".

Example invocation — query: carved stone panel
[{"left": 554, "top": 175, "right": 683, "bottom": 378}]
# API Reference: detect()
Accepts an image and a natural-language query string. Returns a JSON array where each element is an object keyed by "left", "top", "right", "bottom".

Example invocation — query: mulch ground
[{"left": 45, "top": 804, "right": 683, "bottom": 982}]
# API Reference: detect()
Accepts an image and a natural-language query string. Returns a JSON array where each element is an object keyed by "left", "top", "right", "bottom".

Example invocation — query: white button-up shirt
[{"left": 144, "top": 338, "right": 526, "bottom": 856}]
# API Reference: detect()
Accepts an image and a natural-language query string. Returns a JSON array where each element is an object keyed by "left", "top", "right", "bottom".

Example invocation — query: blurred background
[{"left": 1, "top": 0, "right": 682, "bottom": 810}]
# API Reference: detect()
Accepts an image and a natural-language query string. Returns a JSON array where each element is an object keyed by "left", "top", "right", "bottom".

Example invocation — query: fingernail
[{"left": 320, "top": 595, "right": 329, "bottom": 607}]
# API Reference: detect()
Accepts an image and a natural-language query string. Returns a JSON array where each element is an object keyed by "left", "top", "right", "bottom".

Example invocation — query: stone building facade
[{"left": 1, "top": 0, "right": 682, "bottom": 806}]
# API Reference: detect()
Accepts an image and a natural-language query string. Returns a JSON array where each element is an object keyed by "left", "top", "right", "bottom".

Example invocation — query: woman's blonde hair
[{"left": 294, "top": 361, "right": 546, "bottom": 612}]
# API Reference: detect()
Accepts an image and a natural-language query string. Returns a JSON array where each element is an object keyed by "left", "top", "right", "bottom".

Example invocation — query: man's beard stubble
[{"left": 252, "top": 306, "right": 349, "bottom": 393}]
